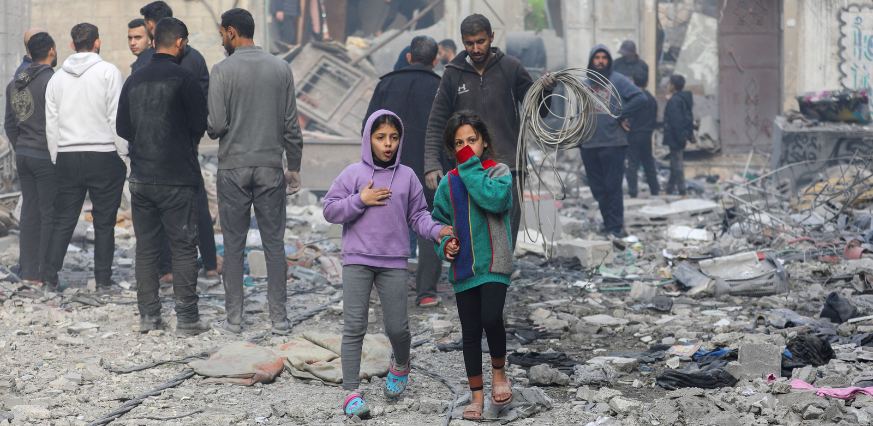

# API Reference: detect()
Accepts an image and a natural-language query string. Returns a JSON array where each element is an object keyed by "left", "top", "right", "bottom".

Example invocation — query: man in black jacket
[
  {"left": 4, "top": 32, "right": 57, "bottom": 285},
  {"left": 424, "top": 14, "right": 553, "bottom": 248},
  {"left": 271, "top": 0, "right": 300, "bottom": 47},
  {"left": 363, "top": 35, "right": 445, "bottom": 307},
  {"left": 582, "top": 44, "right": 645, "bottom": 238},
  {"left": 117, "top": 17, "right": 209, "bottom": 336},
  {"left": 625, "top": 71, "right": 660, "bottom": 198},
  {"left": 613, "top": 40, "right": 649, "bottom": 85},
  {"left": 663, "top": 74, "right": 693, "bottom": 196},
  {"left": 136, "top": 1, "right": 219, "bottom": 286}
]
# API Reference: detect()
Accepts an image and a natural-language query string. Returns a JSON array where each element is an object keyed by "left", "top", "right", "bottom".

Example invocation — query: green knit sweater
[{"left": 432, "top": 147, "right": 513, "bottom": 293}]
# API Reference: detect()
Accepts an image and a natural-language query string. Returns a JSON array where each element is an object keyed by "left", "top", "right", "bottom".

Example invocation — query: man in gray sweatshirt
[{"left": 207, "top": 8, "right": 303, "bottom": 335}]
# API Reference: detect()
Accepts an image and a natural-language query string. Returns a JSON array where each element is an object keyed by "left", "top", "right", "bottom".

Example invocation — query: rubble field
[{"left": 2, "top": 155, "right": 873, "bottom": 425}]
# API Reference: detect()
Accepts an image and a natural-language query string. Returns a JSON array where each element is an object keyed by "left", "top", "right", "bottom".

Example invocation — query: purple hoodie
[{"left": 323, "top": 110, "right": 443, "bottom": 269}]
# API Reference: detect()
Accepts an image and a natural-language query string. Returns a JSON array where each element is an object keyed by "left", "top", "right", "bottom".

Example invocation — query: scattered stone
[
  {"left": 555, "top": 238, "right": 614, "bottom": 267},
  {"left": 576, "top": 386, "right": 622, "bottom": 403},
  {"left": 529, "top": 364, "right": 570, "bottom": 386},
  {"left": 608, "top": 396, "right": 641, "bottom": 414},
  {"left": 10, "top": 405, "right": 50, "bottom": 421},
  {"left": 529, "top": 308, "right": 552, "bottom": 323},
  {"left": 803, "top": 405, "right": 824, "bottom": 420},
  {"left": 665, "top": 356, "right": 681, "bottom": 369},
  {"left": 431, "top": 319, "right": 453, "bottom": 336},
  {"left": 67, "top": 322, "right": 99, "bottom": 334},
  {"left": 247, "top": 250, "right": 267, "bottom": 278},
  {"left": 581, "top": 314, "right": 629, "bottom": 327},
  {"left": 586, "top": 356, "right": 639, "bottom": 373},
  {"left": 572, "top": 363, "right": 618, "bottom": 386}
]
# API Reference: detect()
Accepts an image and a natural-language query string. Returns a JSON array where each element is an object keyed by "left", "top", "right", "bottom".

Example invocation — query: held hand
[
  {"left": 620, "top": 119, "right": 631, "bottom": 132},
  {"left": 360, "top": 180, "right": 391, "bottom": 206},
  {"left": 542, "top": 72, "right": 557, "bottom": 90},
  {"left": 285, "top": 171, "right": 301, "bottom": 195},
  {"left": 444, "top": 238, "right": 460, "bottom": 261},
  {"left": 438, "top": 226, "right": 454, "bottom": 239},
  {"left": 425, "top": 170, "right": 443, "bottom": 191}
]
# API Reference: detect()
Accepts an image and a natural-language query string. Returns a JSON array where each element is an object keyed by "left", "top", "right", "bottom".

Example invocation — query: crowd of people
[{"left": 3, "top": 3, "right": 695, "bottom": 420}]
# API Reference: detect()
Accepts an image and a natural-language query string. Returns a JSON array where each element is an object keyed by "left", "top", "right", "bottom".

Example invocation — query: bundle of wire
[{"left": 515, "top": 68, "right": 622, "bottom": 256}]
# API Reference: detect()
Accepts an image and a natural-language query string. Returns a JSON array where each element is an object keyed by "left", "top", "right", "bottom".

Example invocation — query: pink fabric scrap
[{"left": 790, "top": 379, "right": 873, "bottom": 399}]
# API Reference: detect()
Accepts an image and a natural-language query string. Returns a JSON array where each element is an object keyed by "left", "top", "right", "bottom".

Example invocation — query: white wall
[{"left": 1, "top": 0, "right": 32, "bottom": 135}]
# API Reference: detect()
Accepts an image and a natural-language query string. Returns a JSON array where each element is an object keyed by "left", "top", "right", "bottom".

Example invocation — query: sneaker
[
  {"left": 417, "top": 296, "right": 439, "bottom": 307},
  {"left": 271, "top": 319, "right": 293, "bottom": 336},
  {"left": 342, "top": 393, "right": 371, "bottom": 419},
  {"left": 384, "top": 358, "right": 410, "bottom": 399},
  {"left": 176, "top": 319, "right": 210, "bottom": 337},
  {"left": 212, "top": 319, "right": 242, "bottom": 334},
  {"left": 139, "top": 316, "right": 164, "bottom": 334}
]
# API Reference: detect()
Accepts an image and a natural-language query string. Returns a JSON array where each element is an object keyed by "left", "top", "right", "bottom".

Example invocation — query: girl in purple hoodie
[{"left": 323, "top": 110, "right": 453, "bottom": 418}]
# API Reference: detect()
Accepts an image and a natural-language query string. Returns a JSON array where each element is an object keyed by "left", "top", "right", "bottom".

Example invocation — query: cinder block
[
  {"left": 737, "top": 343, "right": 783, "bottom": 379},
  {"left": 555, "top": 238, "right": 614, "bottom": 267}
]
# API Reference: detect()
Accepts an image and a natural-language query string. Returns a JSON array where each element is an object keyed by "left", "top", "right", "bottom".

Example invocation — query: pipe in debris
[{"left": 349, "top": 0, "right": 445, "bottom": 66}]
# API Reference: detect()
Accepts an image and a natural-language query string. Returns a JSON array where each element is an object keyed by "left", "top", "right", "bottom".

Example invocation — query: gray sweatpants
[
  {"left": 217, "top": 167, "right": 288, "bottom": 325},
  {"left": 341, "top": 265, "right": 410, "bottom": 390}
]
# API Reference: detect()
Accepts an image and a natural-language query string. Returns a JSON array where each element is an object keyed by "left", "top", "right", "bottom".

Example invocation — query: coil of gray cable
[{"left": 515, "top": 68, "right": 622, "bottom": 255}]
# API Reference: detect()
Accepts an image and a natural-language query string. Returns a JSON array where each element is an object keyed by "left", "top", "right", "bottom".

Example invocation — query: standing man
[
  {"left": 208, "top": 8, "right": 303, "bottom": 335},
  {"left": 663, "top": 74, "right": 693, "bottom": 196},
  {"left": 363, "top": 36, "right": 444, "bottom": 307},
  {"left": 44, "top": 23, "right": 126, "bottom": 290},
  {"left": 4, "top": 32, "right": 57, "bottom": 286},
  {"left": 135, "top": 1, "right": 209, "bottom": 94},
  {"left": 4, "top": 28, "right": 45, "bottom": 140},
  {"left": 624, "top": 71, "right": 660, "bottom": 198},
  {"left": 271, "top": 0, "right": 301, "bottom": 48},
  {"left": 137, "top": 1, "right": 219, "bottom": 285},
  {"left": 612, "top": 40, "right": 649, "bottom": 84},
  {"left": 424, "top": 14, "right": 552, "bottom": 249},
  {"left": 437, "top": 39, "right": 457, "bottom": 66},
  {"left": 127, "top": 18, "right": 151, "bottom": 68},
  {"left": 117, "top": 17, "right": 209, "bottom": 335},
  {"left": 582, "top": 44, "right": 645, "bottom": 238}
]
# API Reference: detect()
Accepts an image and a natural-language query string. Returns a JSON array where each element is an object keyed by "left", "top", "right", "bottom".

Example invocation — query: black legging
[{"left": 455, "top": 283, "right": 507, "bottom": 381}]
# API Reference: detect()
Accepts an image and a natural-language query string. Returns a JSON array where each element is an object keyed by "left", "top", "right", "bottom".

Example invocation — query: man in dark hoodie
[
  {"left": 663, "top": 74, "right": 694, "bottom": 196},
  {"left": 424, "top": 14, "right": 553, "bottom": 248},
  {"left": 117, "top": 17, "right": 209, "bottom": 336},
  {"left": 613, "top": 40, "right": 649, "bottom": 86},
  {"left": 364, "top": 35, "right": 446, "bottom": 307},
  {"left": 625, "top": 71, "right": 660, "bottom": 198},
  {"left": 136, "top": 1, "right": 219, "bottom": 286},
  {"left": 582, "top": 44, "right": 646, "bottom": 238},
  {"left": 5, "top": 28, "right": 45, "bottom": 143},
  {"left": 4, "top": 32, "right": 57, "bottom": 284}
]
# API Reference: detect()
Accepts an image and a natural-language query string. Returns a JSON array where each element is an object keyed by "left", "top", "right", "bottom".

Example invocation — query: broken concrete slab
[
  {"left": 586, "top": 356, "right": 639, "bottom": 373},
  {"left": 529, "top": 364, "right": 570, "bottom": 386},
  {"left": 581, "top": 314, "right": 629, "bottom": 327},
  {"left": 737, "top": 343, "right": 784, "bottom": 379},
  {"left": 555, "top": 238, "right": 614, "bottom": 267}
]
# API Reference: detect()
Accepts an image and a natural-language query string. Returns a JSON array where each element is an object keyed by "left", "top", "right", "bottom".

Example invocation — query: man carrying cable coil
[
  {"left": 423, "top": 14, "right": 554, "bottom": 249},
  {"left": 582, "top": 44, "right": 646, "bottom": 238}
]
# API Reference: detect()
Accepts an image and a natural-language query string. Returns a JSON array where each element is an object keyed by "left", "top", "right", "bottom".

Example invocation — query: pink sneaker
[{"left": 417, "top": 296, "right": 439, "bottom": 307}]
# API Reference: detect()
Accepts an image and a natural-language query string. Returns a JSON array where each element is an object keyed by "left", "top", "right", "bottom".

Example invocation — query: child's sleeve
[
  {"left": 431, "top": 176, "right": 454, "bottom": 261},
  {"left": 456, "top": 146, "right": 513, "bottom": 214},
  {"left": 406, "top": 176, "right": 443, "bottom": 242},
  {"left": 322, "top": 170, "right": 366, "bottom": 224}
]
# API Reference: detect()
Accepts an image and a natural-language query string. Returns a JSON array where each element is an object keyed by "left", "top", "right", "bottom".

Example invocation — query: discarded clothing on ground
[
  {"left": 508, "top": 351, "right": 579, "bottom": 374},
  {"left": 451, "top": 386, "right": 553, "bottom": 422},
  {"left": 781, "top": 333, "right": 835, "bottom": 377},
  {"left": 797, "top": 89, "right": 871, "bottom": 124},
  {"left": 188, "top": 333, "right": 391, "bottom": 385},
  {"left": 790, "top": 378, "right": 873, "bottom": 399},
  {"left": 820, "top": 291, "right": 860, "bottom": 324},
  {"left": 655, "top": 367, "right": 738, "bottom": 390},
  {"left": 189, "top": 342, "right": 285, "bottom": 385},
  {"left": 692, "top": 347, "right": 737, "bottom": 369}
]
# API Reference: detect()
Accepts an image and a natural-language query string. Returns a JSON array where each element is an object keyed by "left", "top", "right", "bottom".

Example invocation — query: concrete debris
[{"left": 529, "top": 364, "right": 570, "bottom": 386}]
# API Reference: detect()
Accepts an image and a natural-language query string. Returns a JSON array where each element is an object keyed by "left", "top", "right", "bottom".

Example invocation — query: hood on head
[
  {"left": 361, "top": 109, "right": 404, "bottom": 169},
  {"left": 618, "top": 40, "right": 637, "bottom": 57},
  {"left": 14, "top": 63, "right": 52, "bottom": 90},
  {"left": 588, "top": 43, "right": 613, "bottom": 76},
  {"left": 62, "top": 52, "right": 102, "bottom": 77}
]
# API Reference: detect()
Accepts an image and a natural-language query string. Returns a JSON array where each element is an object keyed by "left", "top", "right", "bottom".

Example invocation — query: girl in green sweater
[{"left": 432, "top": 111, "right": 514, "bottom": 420}]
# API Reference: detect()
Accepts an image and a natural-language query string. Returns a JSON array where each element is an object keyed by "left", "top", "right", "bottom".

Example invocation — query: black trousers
[
  {"left": 218, "top": 167, "right": 288, "bottom": 324},
  {"left": 625, "top": 131, "right": 660, "bottom": 197},
  {"left": 16, "top": 155, "right": 56, "bottom": 281},
  {"left": 44, "top": 152, "right": 126, "bottom": 285},
  {"left": 158, "top": 181, "right": 216, "bottom": 274},
  {"left": 666, "top": 147, "right": 686, "bottom": 195},
  {"left": 415, "top": 181, "right": 442, "bottom": 301},
  {"left": 455, "top": 283, "right": 507, "bottom": 379},
  {"left": 581, "top": 146, "right": 627, "bottom": 234},
  {"left": 130, "top": 183, "right": 199, "bottom": 322}
]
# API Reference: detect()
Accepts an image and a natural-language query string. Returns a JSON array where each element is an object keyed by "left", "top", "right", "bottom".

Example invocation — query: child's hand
[
  {"left": 438, "top": 226, "right": 454, "bottom": 239},
  {"left": 444, "top": 238, "right": 460, "bottom": 260},
  {"left": 360, "top": 181, "right": 391, "bottom": 206}
]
